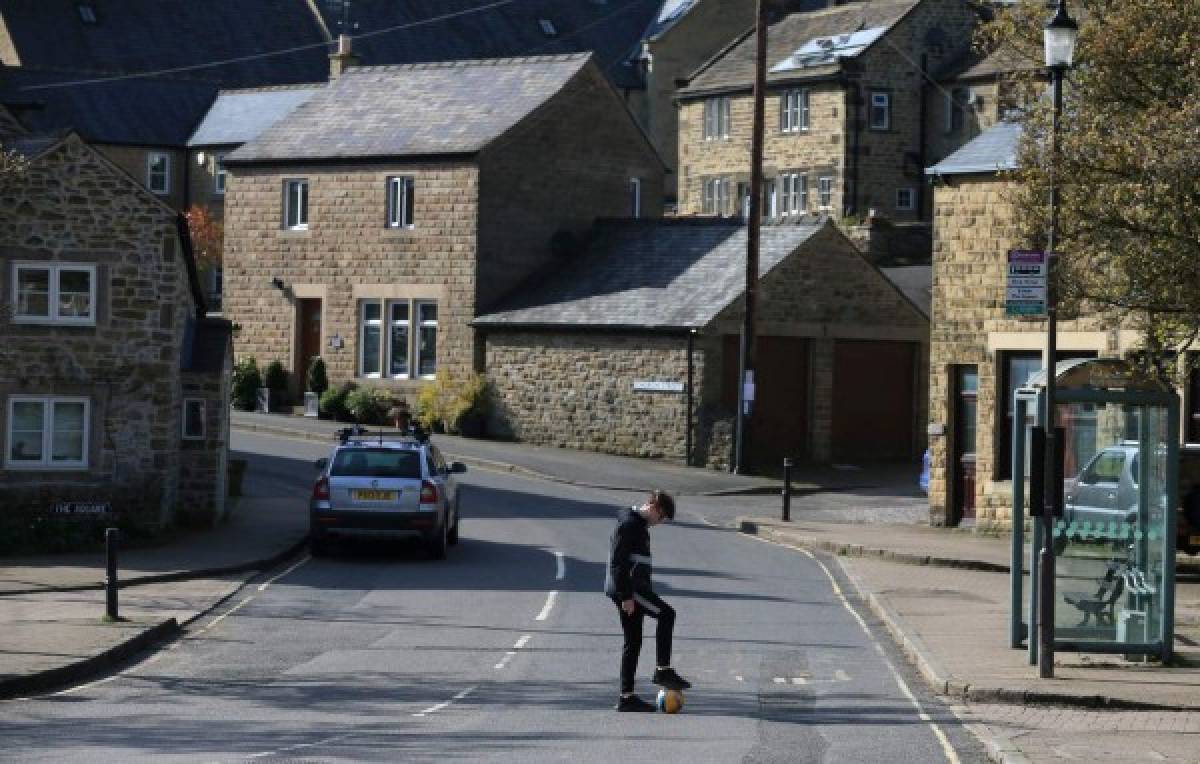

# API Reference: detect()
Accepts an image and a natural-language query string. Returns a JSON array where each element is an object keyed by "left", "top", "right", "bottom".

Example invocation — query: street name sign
[
  {"left": 1006, "top": 250, "right": 1047, "bottom": 317},
  {"left": 633, "top": 380, "right": 685, "bottom": 393}
]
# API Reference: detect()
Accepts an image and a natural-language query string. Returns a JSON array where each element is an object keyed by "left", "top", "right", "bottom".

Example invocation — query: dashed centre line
[
  {"left": 412, "top": 685, "right": 477, "bottom": 717},
  {"left": 535, "top": 590, "right": 558, "bottom": 621},
  {"left": 554, "top": 550, "right": 565, "bottom": 580}
]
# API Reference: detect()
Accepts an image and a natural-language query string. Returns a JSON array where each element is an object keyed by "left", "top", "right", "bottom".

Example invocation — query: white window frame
[
  {"left": 703, "top": 96, "right": 730, "bottom": 140},
  {"left": 386, "top": 176, "right": 414, "bottom": 229},
  {"left": 539, "top": 18, "right": 557, "bottom": 36},
  {"left": 945, "top": 87, "right": 969, "bottom": 133},
  {"left": 415, "top": 300, "right": 438, "bottom": 380},
  {"left": 630, "top": 177, "right": 642, "bottom": 219},
  {"left": 12, "top": 262, "right": 97, "bottom": 325},
  {"left": 762, "top": 178, "right": 777, "bottom": 219},
  {"left": 214, "top": 152, "right": 228, "bottom": 195},
  {"left": 781, "top": 173, "right": 804, "bottom": 216},
  {"left": 146, "top": 152, "right": 171, "bottom": 195},
  {"left": 817, "top": 176, "right": 834, "bottom": 209},
  {"left": 780, "top": 89, "right": 809, "bottom": 133},
  {"left": 386, "top": 300, "right": 411, "bottom": 379},
  {"left": 702, "top": 177, "right": 731, "bottom": 216},
  {"left": 283, "top": 179, "right": 309, "bottom": 230},
  {"left": 6, "top": 396, "right": 90, "bottom": 469},
  {"left": 896, "top": 187, "right": 916, "bottom": 211},
  {"left": 182, "top": 398, "right": 205, "bottom": 440},
  {"left": 359, "top": 300, "right": 383, "bottom": 378},
  {"left": 869, "top": 91, "right": 890, "bottom": 130},
  {"left": 77, "top": 4, "right": 97, "bottom": 23}
]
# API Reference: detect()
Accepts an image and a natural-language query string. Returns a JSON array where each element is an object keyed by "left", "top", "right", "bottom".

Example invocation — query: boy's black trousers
[{"left": 616, "top": 591, "right": 675, "bottom": 694}]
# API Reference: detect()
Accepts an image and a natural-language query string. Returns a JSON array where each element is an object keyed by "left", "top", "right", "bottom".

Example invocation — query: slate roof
[
  {"left": 1, "top": 68, "right": 217, "bottom": 146},
  {"left": 0, "top": 1, "right": 329, "bottom": 87},
  {"left": 937, "top": 44, "right": 1037, "bottom": 82},
  {"left": 926, "top": 121, "right": 1020, "bottom": 176},
  {"left": 228, "top": 55, "right": 593, "bottom": 164},
  {"left": 880, "top": 265, "right": 931, "bottom": 318},
  {"left": 0, "top": 1, "right": 662, "bottom": 91},
  {"left": 188, "top": 84, "right": 323, "bottom": 147},
  {"left": 680, "top": 0, "right": 918, "bottom": 97},
  {"left": 643, "top": 0, "right": 700, "bottom": 42},
  {"left": 474, "top": 218, "right": 830, "bottom": 330},
  {"left": 0, "top": 129, "right": 69, "bottom": 160}
]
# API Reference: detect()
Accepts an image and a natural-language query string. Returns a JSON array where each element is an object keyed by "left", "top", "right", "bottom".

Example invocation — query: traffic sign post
[{"left": 1006, "top": 250, "right": 1047, "bottom": 317}]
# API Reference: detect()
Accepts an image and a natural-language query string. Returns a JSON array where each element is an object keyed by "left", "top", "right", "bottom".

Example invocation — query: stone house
[
  {"left": 475, "top": 217, "right": 928, "bottom": 470},
  {"left": 675, "top": 0, "right": 980, "bottom": 229},
  {"left": 222, "top": 54, "right": 665, "bottom": 401},
  {"left": 0, "top": 120, "right": 233, "bottom": 528},
  {"left": 922, "top": 121, "right": 1200, "bottom": 528}
]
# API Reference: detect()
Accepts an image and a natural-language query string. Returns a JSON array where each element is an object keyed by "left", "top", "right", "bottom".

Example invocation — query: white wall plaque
[{"left": 633, "top": 380, "right": 685, "bottom": 393}]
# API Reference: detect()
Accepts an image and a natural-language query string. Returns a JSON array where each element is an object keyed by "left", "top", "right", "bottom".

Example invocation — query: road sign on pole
[{"left": 1006, "top": 250, "right": 1047, "bottom": 317}]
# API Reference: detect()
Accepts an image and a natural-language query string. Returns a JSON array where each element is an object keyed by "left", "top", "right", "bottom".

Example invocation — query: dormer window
[
  {"left": 77, "top": 4, "right": 97, "bottom": 24},
  {"left": 539, "top": 19, "right": 557, "bottom": 36}
]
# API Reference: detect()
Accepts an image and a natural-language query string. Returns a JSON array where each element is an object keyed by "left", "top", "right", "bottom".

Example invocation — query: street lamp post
[{"left": 1038, "top": 0, "right": 1078, "bottom": 680}]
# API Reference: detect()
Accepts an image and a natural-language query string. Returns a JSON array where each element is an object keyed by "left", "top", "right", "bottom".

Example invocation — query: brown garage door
[
  {"left": 832, "top": 340, "right": 916, "bottom": 462},
  {"left": 723, "top": 335, "right": 809, "bottom": 470}
]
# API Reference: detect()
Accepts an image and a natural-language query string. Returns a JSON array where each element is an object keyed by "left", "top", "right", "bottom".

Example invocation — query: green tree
[{"left": 982, "top": 0, "right": 1200, "bottom": 369}]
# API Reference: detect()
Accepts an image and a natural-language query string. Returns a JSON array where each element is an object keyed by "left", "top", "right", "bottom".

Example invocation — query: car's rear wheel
[
  {"left": 448, "top": 509, "right": 460, "bottom": 546},
  {"left": 426, "top": 521, "right": 448, "bottom": 560}
]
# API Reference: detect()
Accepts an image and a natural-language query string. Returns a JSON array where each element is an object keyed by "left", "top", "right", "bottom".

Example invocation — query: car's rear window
[{"left": 331, "top": 448, "right": 421, "bottom": 478}]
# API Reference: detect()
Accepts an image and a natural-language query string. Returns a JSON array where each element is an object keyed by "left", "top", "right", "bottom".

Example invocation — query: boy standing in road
[{"left": 604, "top": 490, "right": 691, "bottom": 712}]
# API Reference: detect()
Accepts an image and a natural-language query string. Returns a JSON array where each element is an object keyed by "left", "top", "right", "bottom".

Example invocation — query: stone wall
[
  {"left": 94, "top": 144, "right": 187, "bottom": 211},
  {"left": 223, "top": 160, "right": 481, "bottom": 398},
  {"left": 641, "top": 0, "right": 756, "bottom": 202},
  {"left": 677, "top": 0, "right": 979, "bottom": 222},
  {"left": 929, "top": 175, "right": 1114, "bottom": 528},
  {"left": 178, "top": 346, "right": 232, "bottom": 527},
  {"left": 477, "top": 65, "right": 665, "bottom": 314},
  {"left": 485, "top": 331, "right": 700, "bottom": 461},
  {"left": 0, "top": 135, "right": 195, "bottom": 524}
]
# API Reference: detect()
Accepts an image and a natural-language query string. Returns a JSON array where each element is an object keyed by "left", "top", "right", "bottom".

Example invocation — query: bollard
[
  {"left": 105, "top": 527, "right": 119, "bottom": 621},
  {"left": 782, "top": 458, "right": 792, "bottom": 522}
]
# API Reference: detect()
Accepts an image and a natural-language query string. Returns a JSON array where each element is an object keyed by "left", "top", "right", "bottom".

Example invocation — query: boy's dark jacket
[{"left": 604, "top": 506, "right": 653, "bottom": 602}]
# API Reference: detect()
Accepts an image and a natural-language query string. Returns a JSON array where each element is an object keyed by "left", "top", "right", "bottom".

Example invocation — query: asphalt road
[{"left": 0, "top": 433, "right": 987, "bottom": 763}]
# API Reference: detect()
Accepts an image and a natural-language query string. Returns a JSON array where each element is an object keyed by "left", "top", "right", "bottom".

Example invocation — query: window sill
[
  {"left": 3, "top": 463, "right": 90, "bottom": 471},
  {"left": 280, "top": 227, "right": 311, "bottom": 236},
  {"left": 11, "top": 317, "right": 96, "bottom": 327}
]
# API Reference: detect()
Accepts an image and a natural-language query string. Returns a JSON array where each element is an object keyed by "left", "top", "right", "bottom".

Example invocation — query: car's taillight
[
  {"left": 312, "top": 477, "right": 330, "bottom": 501},
  {"left": 420, "top": 480, "right": 439, "bottom": 506}
]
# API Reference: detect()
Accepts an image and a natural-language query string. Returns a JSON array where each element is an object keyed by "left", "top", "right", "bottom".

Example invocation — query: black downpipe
[
  {"left": 847, "top": 78, "right": 861, "bottom": 218},
  {"left": 686, "top": 329, "right": 695, "bottom": 466},
  {"left": 917, "top": 54, "right": 929, "bottom": 220}
]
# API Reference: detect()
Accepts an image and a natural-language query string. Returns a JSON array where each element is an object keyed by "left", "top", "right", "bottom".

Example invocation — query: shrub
[
  {"left": 306, "top": 357, "right": 329, "bottom": 395},
  {"left": 319, "top": 381, "right": 357, "bottom": 422},
  {"left": 414, "top": 371, "right": 491, "bottom": 435},
  {"left": 263, "top": 360, "right": 289, "bottom": 393},
  {"left": 231, "top": 356, "right": 261, "bottom": 411},
  {"left": 345, "top": 387, "right": 393, "bottom": 425}
]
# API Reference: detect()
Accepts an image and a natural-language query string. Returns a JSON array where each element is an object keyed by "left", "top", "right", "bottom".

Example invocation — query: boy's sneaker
[
  {"left": 652, "top": 668, "right": 692, "bottom": 690},
  {"left": 616, "top": 694, "right": 656, "bottom": 712}
]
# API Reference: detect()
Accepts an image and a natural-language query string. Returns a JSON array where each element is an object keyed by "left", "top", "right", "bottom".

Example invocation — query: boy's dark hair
[{"left": 652, "top": 490, "right": 675, "bottom": 520}]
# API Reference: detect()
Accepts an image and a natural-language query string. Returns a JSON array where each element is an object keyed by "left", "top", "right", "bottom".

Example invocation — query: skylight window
[
  {"left": 770, "top": 26, "right": 887, "bottom": 73},
  {"left": 539, "top": 19, "right": 557, "bottom": 36},
  {"left": 77, "top": 4, "right": 97, "bottom": 24}
]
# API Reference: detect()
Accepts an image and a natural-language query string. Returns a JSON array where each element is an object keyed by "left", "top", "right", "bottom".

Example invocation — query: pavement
[{"left": 4, "top": 409, "right": 1200, "bottom": 762}]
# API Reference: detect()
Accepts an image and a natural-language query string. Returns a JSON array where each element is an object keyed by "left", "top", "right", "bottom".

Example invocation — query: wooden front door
[
  {"left": 723, "top": 335, "right": 809, "bottom": 472},
  {"left": 297, "top": 298, "right": 322, "bottom": 388},
  {"left": 952, "top": 365, "right": 978, "bottom": 524}
]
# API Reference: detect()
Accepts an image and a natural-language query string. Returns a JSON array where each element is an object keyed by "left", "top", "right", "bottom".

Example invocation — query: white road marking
[
  {"left": 494, "top": 651, "right": 517, "bottom": 670},
  {"left": 773, "top": 677, "right": 786, "bottom": 684},
  {"left": 834, "top": 669, "right": 850, "bottom": 682},
  {"left": 259, "top": 554, "right": 311, "bottom": 591},
  {"left": 791, "top": 677, "right": 807, "bottom": 685},
  {"left": 535, "top": 590, "right": 558, "bottom": 621},
  {"left": 735, "top": 675, "right": 744, "bottom": 682},
  {"left": 247, "top": 733, "right": 353, "bottom": 759},
  {"left": 554, "top": 550, "right": 565, "bottom": 580},
  {"left": 413, "top": 685, "right": 477, "bottom": 717},
  {"left": 514, "top": 634, "right": 531, "bottom": 649},
  {"left": 742, "top": 533, "right": 960, "bottom": 764}
]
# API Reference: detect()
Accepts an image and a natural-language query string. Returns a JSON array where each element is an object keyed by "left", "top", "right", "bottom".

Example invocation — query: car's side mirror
[
  {"left": 450, "top": 461, "right": 467, "bottom": 474},
  {"left": 315, "top": 457, "right": 329, "bottom": 471}
]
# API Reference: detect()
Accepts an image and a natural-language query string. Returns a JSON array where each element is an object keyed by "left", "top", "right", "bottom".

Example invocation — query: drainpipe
[
  {"left": 845, "top": 76, "right": 861, "bottom": 218},
  {"left": 686, "top": 329, "right": 696, "bottom": 466},
  {"left": 917, "top": 54, "right": 929, "bottom": 220}
]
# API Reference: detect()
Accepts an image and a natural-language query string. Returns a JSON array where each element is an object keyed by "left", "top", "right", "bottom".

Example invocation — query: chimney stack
[{"left": 329, "top": 34, "right": 359, "bottom": 80}]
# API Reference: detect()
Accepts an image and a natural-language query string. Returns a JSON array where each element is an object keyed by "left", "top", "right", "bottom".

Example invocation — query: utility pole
[{"left": 735, "top": 0, "right": 768, "bottom": 474}]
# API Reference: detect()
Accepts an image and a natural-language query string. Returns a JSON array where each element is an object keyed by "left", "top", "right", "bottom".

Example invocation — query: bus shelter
[{"left": 1009, "top": 358, "right": 1178, "bottom": 663}]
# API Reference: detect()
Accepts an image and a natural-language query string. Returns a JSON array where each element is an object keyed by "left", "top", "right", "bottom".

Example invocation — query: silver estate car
[{"left": 309, "top": 430, "right": 465, "bottom": 558}]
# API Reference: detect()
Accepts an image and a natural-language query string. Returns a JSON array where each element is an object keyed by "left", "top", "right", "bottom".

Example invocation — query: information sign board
[{"left": 1007, "top": 250, "right": 1047, "bottom": 316}]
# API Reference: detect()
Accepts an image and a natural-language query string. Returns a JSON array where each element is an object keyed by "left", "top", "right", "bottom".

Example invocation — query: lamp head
[{"left": 1044, "top": 0, "right": 1079, "bottom": 69}]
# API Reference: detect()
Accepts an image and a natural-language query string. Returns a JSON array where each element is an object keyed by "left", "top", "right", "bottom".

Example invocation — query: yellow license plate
[
  {"left": 1190, "top": 535, "right": 1200, "bottom": 546},
  {"left": 353, "top": 489, "right": 396, "bottom": 501}
]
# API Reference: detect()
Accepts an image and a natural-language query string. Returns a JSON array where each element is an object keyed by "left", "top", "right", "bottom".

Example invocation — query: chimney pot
[{"left": 329, "top": 34, "right": 360, "bottom": 79}]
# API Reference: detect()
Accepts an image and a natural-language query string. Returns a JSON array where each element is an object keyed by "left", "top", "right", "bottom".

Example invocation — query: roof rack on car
[{"left": 334, "top": 426, "right": 422, "bottom": 445}]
